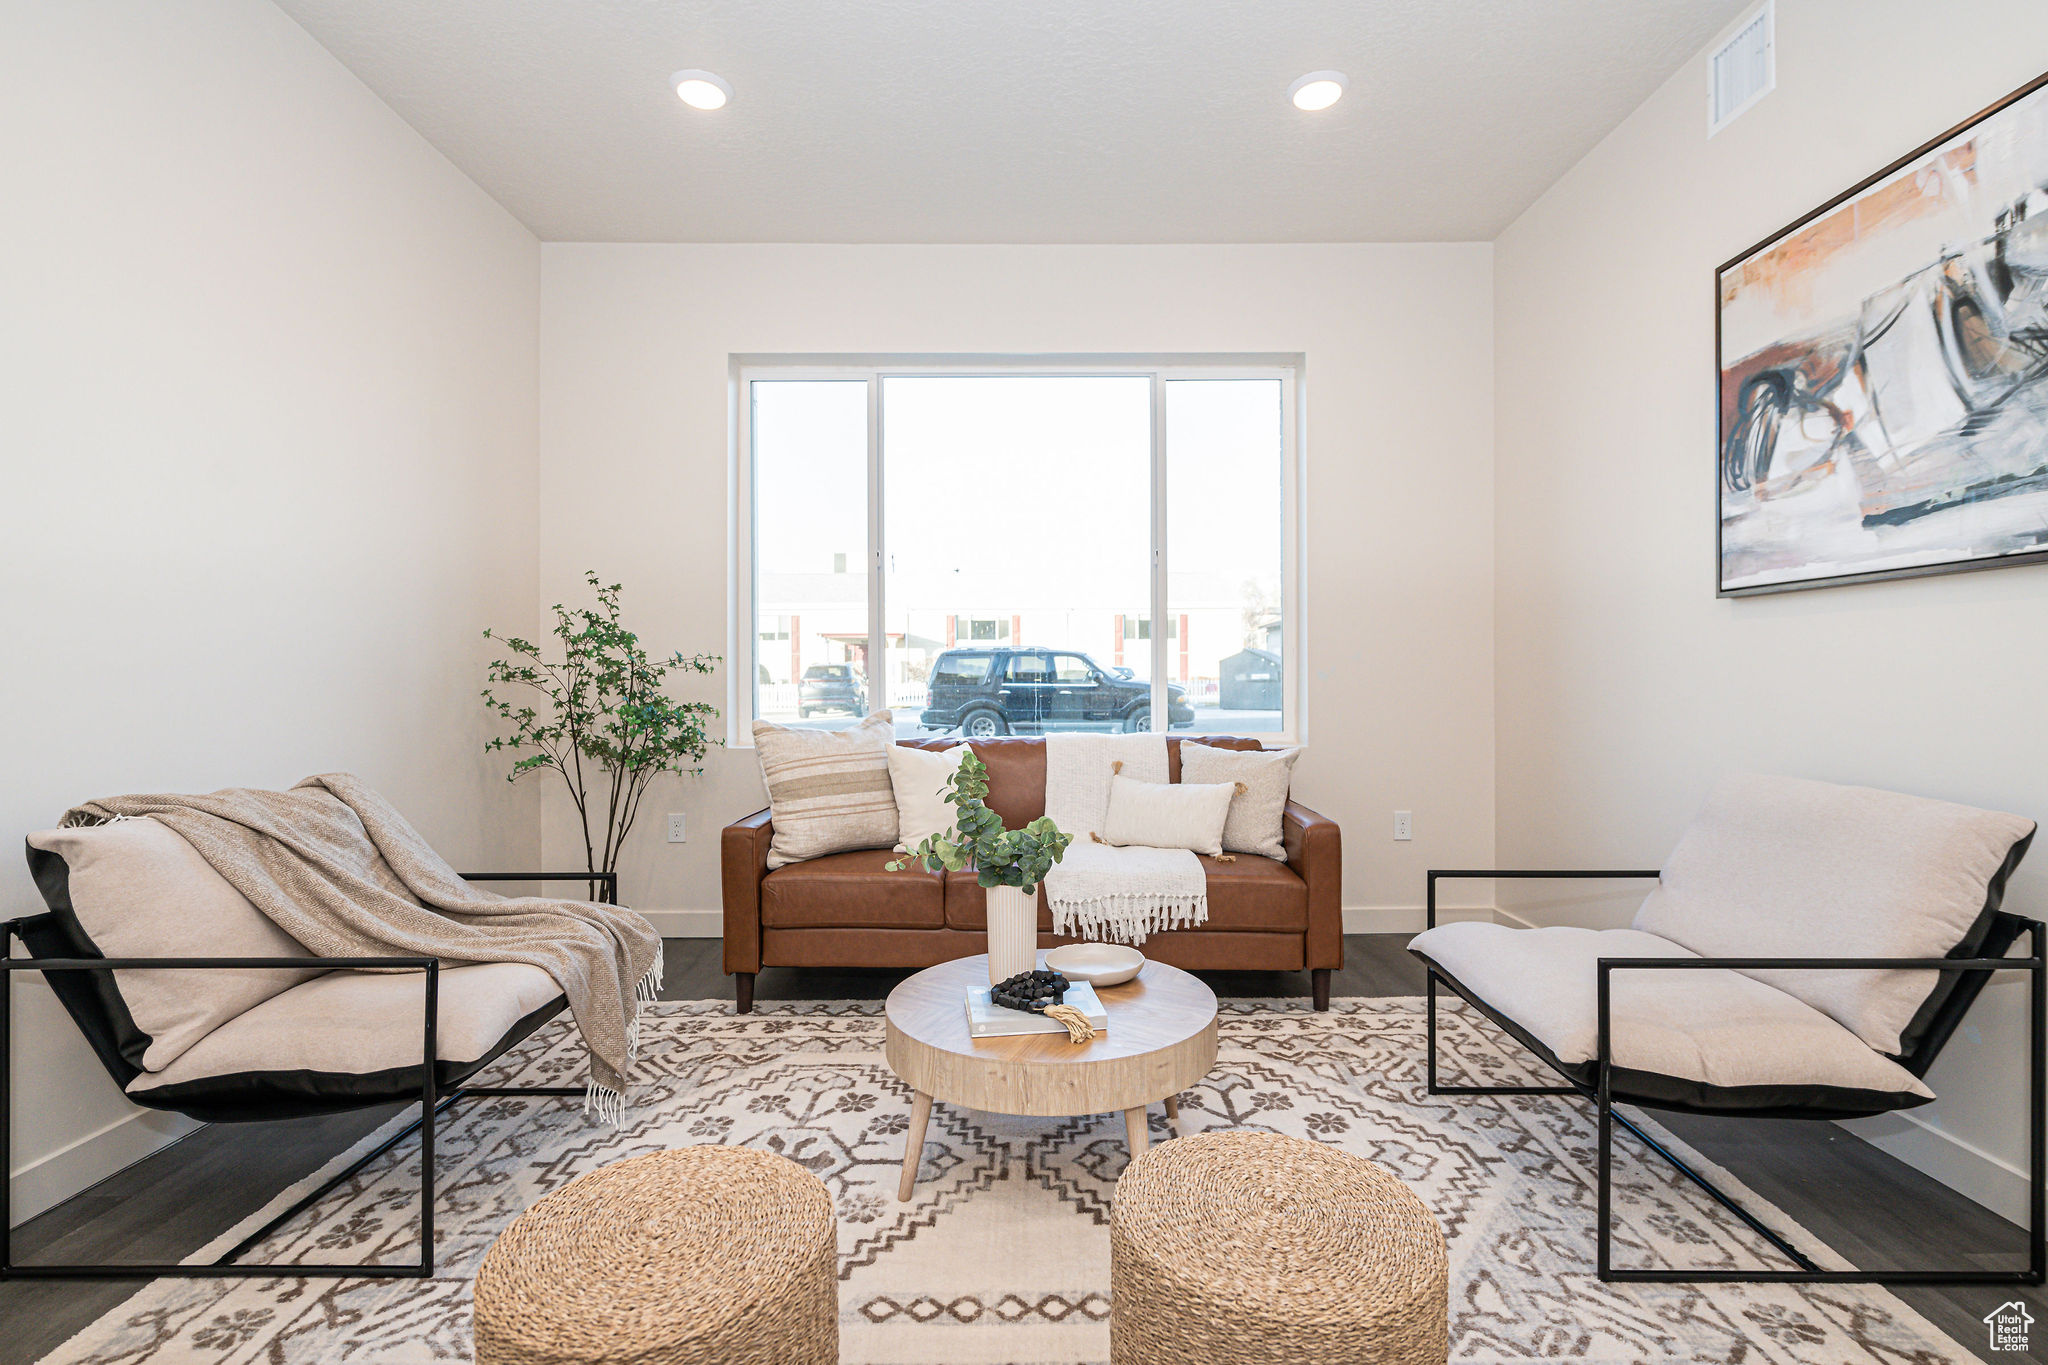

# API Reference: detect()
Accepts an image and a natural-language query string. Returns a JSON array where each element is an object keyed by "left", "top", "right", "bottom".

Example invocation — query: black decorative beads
[{"left": 991, "top": 968, "right": 1071, "bottom": 1014}]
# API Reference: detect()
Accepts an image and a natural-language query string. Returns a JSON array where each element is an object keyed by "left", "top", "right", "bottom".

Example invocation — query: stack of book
[{"left": 963, "top": 980, "right": 1110, "bottom": 1038}]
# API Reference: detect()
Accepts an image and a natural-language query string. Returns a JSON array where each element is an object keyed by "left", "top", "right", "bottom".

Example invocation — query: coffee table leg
[
  {"left": 898, "top": 1091, "right": 933, "bottom": 1202},
  {"left": 1123, "top": 1106, "right": 1150, "bottom": 1159},
  {"left": 1164, "top": 1092, "right": 1183, "bottom": 1138}
]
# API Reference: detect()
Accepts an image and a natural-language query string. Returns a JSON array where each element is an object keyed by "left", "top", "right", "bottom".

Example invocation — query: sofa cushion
[
  {"left": 26, "top": 818, "right": 321, "bottom": 1072},
  {"left": 1632, "top": 774, "right": 2036, "bottom": 1056},
  {"left": 897, "top": 735, "right": 1265, "bottom": 830},
  {"left": 127, "top": 961, "right": 562, "bottom": 1103},
  {"left": 916, "top": 736, "right": 1048, "bottom": 828},
  {"left": 943, "top": 856, "right": 1305, "bottom": 932},
  {"left": 753, "top": 711, "right": 899, "bottom": 868},
  {"left": 761, "top": 850, "right": 945, "bottom": 929},
  {"left": 1197, "top": 855, "right": 1309, "bottom": 930},
  {"left": 1410, "top": 922, "right": 1934, "bottom": 1117}
]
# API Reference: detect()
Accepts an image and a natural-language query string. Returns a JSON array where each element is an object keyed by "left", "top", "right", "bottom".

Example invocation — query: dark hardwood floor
[{"left": 3, "top": 934, "right": 2035, "bottom": 1363}]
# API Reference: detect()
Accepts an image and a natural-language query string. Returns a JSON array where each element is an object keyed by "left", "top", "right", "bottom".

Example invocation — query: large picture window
[{"left": 737, "top": 361, "right": 1299, "bottom": 741}]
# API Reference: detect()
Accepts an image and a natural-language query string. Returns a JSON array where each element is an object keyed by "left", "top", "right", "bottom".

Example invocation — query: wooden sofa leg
[
  {"left": 735, "top": 972, "right": 755, "bottom": 1014},
  {"left": 1312, "top": 968, "right": 1331, "bottom": 1011}
]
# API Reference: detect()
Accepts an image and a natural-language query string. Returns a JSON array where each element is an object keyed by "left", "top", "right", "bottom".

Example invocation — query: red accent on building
[
  {"left": 1178, "top": 614, "right": 1190, "bottom": 681},
  {"left": 1112, "top": 614, "right": 1125, "bottom": 667},
  {"left": 945, "top": 615, "right": 956, "bottom": 647},
  {"left": 1010, "top": 614, "right": 1022, "bottom": 645},
  {"left": 789, "top": 613, "right": 802, "bottom": 682}
]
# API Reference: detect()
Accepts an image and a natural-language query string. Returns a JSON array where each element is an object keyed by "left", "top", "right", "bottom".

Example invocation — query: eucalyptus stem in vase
[{"left": 889, "top": 749, "right": 1072, "bottom": 983}]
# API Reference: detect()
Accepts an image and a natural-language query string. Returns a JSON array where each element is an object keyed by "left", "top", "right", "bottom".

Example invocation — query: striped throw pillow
[{"left": 753, "top": 710, "right": 900, "bottom": 868}]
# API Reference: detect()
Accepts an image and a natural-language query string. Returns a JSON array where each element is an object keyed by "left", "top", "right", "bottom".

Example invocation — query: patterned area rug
[{"left": 40, "top": 998, "right": 1972, "bottom": 1364}]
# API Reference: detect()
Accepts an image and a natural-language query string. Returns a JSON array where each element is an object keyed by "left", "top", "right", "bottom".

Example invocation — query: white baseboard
[
  {"left": 10, "top": 1107, "right": 201, "bottom": 1226},
  {"left": 1342, "top": 905, "right": 1493, "bottom": 935},
  {"left": 1838, "top": 1110, "right": 2029, "bottom": 1226},
  {"left": 645, "top": 909, "right": 723, "bottom": 938}
]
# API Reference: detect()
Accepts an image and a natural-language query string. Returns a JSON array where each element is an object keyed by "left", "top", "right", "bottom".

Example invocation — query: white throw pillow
[
  {"left": 752, "top": 710, "right": 899, "bottom": 868},
  {"left": 26, "top": 817, "right": 322, "bottom": 1071},
  {"left": 1180, "top": 743, "right": 1299, "bottom": 861},
  {"left": 1100, "top": 774, "right": 1235, "bottom": 857},
  {"left": 889, "top": 742, "right": 972, "bottom": 853}
]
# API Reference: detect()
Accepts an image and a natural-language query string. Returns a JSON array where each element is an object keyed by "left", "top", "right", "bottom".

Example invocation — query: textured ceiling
[{"left": 273, "top": 0, "right": 1749, "bottom": 243}]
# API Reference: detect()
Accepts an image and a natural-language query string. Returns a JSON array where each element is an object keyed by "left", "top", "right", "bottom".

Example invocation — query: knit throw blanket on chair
[
  {"left": 1041, "top": 734, "right": 1207, "bottom": 945},
  {"left": 62, "top": 774, "right": 662, "bottom": 1121}
]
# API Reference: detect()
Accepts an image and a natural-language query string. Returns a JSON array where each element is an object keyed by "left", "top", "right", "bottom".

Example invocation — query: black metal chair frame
[
  {"left": 1421, "top": 868, "right": 2046, "bottom": 1286},
  {"left": 1, "top": 870, "right": 614, "bottom": 1281}
]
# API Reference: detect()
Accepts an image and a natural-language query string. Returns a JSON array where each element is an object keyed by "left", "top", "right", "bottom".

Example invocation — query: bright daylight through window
[{"left": 744, "top": 366, "right": 1293, "bottom": 740}]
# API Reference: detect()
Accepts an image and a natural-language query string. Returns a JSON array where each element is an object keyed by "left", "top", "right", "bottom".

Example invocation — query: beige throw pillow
[
  {"left": 1100, "top": 773, "right": 1235, "bottom": 857},
  {"left": 888, "top": 742, "right": 972, "bottom": 853},
  {"left": 753, "top": 710, "right": 899, "bottom": 868},
  {"left": 27, "top": 817, "right": 322, "bottom": 1071},
  {"left": 1180, "top": 743, "right": 1300, "bottom": 861}
]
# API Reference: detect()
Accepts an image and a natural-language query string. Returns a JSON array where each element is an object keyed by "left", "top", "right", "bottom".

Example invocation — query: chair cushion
[
  {"left": 943, "top": 856, "right": 1305, "bottom": 932},
  {"left": 761, "top": 850, "right": 945, "bottom": 929},
  {"left": 1632, "top": 774, "right": 2036, "bottom": 1055},
  {"left": 1410, "top": 922, "right": 1934, "bottom": 1117},
  {"left": 128, "top": 962, "right": 564, "bottom": 1110},
  {"left": 26, "top": 818, "right": 321, "bottom": 1071},
  {"left": 752, "top": 711, "right": 899, "bottom": 868}
]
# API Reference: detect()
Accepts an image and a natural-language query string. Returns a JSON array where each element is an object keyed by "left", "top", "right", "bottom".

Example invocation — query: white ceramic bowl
[{"left": 1044, "top": 942, "right": 1146, "bottom": 987}]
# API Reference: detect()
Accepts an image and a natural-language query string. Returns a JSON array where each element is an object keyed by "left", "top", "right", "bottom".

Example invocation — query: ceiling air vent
[{"left": 1708, "top": 1, "right": 1774, "bottom": 136}]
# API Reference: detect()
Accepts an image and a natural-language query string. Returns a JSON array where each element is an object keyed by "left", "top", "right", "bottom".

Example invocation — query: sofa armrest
[
  {"left": 1283, "top": 801, "right": 1343, "bottom": 971},
  {"left": 722, "top": 808, "right": 774, "bottom": 975}
]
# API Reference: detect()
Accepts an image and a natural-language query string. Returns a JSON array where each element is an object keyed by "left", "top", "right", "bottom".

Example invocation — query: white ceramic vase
[{"left": 984, "top": 883, "right": 1040, "bottom": 984}]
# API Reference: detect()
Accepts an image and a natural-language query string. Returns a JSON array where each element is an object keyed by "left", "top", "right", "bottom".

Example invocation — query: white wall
[
  {"left": 1, "top": 0, "right": 541, "bottom": 1221},
  {"left": 538, "top": 244, "right": 1498, "bottom": 933},
  {"left": 1494, "top": 0, "right": 2048, "bottom": 1220}
]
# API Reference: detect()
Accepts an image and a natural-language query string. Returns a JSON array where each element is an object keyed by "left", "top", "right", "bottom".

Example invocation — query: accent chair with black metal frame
[
  {"left": 1409, "top": 773, "right": 2045, "bottom": 1288},
  {"left": 2, "top": 850, "right": 616, "bottom": 1283}
]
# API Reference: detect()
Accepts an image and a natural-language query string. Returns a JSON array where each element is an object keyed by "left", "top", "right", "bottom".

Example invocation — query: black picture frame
[{"left": 1716, "top": 68, "right": 2048, "bottom": 597}]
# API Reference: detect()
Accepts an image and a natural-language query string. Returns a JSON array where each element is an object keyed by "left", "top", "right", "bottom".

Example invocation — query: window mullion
[
  {"left": 1149, "top": 374, "right": 1168, "bottom": 733},
  {"left": 867, "top": 372, "right": 886, "bottom": 724}
]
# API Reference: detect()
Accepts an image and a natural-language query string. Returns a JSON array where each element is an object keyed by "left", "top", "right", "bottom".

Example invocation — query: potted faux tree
[
  {"left": 481, "top": 573, "right": 719, "bottom": 890},
  {"left": 890, "top": 749, "right": 1072, "bottom": 983}
]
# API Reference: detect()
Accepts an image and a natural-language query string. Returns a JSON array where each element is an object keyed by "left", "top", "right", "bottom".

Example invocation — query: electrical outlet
[
  {"left": 666, "top": 812, "right": 687, "bottom": 844},
  {"left": 1393, "top": 810, "right": 1413, "bottom": 841}
]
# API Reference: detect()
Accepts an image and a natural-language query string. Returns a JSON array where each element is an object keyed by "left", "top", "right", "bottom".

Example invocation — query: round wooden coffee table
[{"left": 884, "top": 954, "right": 1218, "bottom": 1201}]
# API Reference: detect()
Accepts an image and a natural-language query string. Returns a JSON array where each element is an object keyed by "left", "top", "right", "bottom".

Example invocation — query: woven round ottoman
[
  {"left": 1110, "top": 1131, "right": 1448, "bottom": 1365},
  {"left": 472, "top": 1146, "right": 838, "bottom": 1365}
]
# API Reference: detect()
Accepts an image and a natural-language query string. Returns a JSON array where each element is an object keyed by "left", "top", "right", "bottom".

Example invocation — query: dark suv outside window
[{"left": 918, "top": 646, "right": 1194, "bottom": 737}]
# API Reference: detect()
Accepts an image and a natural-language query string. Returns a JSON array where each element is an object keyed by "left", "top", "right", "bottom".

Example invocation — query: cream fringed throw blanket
[
  {"left": 1041, "top": 734, "right": 1207, "bottom": 945},
  {"left": 63, "top": 774, "right": 662, "bottom": 1121}
]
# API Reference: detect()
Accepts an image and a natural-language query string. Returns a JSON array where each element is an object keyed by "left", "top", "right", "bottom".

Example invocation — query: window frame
[{"left": 730, "top": 356, "right": 1305, "bottom": 746}]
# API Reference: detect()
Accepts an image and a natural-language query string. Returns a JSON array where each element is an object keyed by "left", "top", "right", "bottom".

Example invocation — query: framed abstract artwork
[{"left": 1717, "top": 70, "right": 2048, "bottom": 595}]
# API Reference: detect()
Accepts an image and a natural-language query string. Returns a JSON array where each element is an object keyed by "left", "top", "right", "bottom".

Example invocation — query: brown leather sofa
[{"left": 722, "top": 736, "right": 1341, "bottom": 1012}]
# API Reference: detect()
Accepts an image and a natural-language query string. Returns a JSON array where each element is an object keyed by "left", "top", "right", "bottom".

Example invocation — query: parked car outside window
[
  {"left": 918, "top": 647, "right": 1193, "bottom": 736},
  {"left": 797, "top": 663, "right": 867, "bottom": 719}
]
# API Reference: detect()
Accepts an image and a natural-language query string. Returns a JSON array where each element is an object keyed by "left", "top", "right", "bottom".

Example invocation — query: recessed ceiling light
[
  {"left": 1288, "top": 71, "right": 1346, "bottom": 111},
  {"left": 671, "top": 69, "right": 732, "bottom": 111}
]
